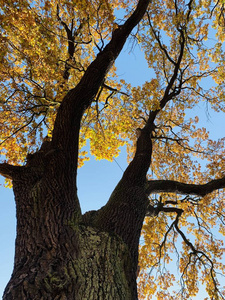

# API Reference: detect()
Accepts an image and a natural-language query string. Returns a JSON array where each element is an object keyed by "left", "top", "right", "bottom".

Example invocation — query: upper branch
[
  {"left": 52, "top": 0, "right": 151, "bottom": 152},
  {"left": 57, "top": 5, "right": 75, "bottom": 60},
  {"left": 146, "top": 0, "right": 194, "bottom": 126},
  {"left": 146, "top": 176, "right": 225, "bottom": 196},
  {"left": 147, "top": 26, "right": 185, "bottom": 125},
  {"left": 147, "top": 13, "right": 176, "bottom": 66}
]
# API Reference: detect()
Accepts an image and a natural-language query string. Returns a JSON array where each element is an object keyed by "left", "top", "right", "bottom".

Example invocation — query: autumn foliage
[{"left": 0, "top": 0, "right": 225, "bottom": 299}]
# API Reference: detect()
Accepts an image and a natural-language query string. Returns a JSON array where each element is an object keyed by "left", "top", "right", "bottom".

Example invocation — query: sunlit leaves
[{"left": 0, "top": 0, "right": 123, "bottom": 161}]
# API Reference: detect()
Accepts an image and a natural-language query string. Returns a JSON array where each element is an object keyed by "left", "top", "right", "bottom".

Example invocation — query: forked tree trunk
[{"left": 3, "top": 144, "right": 148, "bottom": 300}]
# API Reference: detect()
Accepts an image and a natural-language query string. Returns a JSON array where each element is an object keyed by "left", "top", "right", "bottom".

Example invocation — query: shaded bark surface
[
  {"left": 3, "top": 148, "right": 134, "bottom": 299},
  {"left": 3, "top": 122, "right": 153, "bottom": 299}
]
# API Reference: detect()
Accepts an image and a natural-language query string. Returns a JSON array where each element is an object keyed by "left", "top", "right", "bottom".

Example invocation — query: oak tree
[{"left": 0, "top": 0, "right": 225, "bottom": 299}]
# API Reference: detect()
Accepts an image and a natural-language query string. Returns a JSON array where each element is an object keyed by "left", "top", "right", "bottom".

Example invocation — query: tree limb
[
  {"left": 0, "top": 163, "right": 22, "bottom": 180},
  {"left": 146, "top": 176, "right": 225, "bottom": 196}
]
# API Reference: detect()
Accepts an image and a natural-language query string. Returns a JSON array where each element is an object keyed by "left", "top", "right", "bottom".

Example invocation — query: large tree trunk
[
  {"left": 2, "top": 124, "right": 154, "bottom": 300},
  {"left": 3, "top": 126, "right": 152, "bottom": 300},
  {"left": 3, "top": 147, "right": 136, "bottom": 299},
  {"left": 2, "top": 128, "right": 154, "bottom": 299}
]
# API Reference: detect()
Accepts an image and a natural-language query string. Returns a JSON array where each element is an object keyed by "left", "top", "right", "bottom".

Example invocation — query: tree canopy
[{"left": 0, "top": 0, "right": 225, "bottom": 299}]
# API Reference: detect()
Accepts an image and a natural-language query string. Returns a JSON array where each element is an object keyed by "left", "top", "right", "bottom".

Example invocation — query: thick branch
[
  {"left": 122, "top": 125, "right": 153, "bottom": 186},
  {"left": 146, "top": 176, "right": 225, "bottom": 196},
  {"left": 0, "top": 163, "right": 22, "bottom": 180}
]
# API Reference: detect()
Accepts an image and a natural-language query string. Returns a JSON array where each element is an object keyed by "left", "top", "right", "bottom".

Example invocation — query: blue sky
[{"left": 0, "top": 37, "right": 224, "bottom": 298}]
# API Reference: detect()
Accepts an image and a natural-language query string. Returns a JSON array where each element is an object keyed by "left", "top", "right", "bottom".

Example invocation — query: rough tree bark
[{"left": 1, "top": 0, "right": 225, "bottom": 299}]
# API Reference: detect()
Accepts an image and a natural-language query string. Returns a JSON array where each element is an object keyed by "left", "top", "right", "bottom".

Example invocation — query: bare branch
[
  {"left": 102, "top": 83, "right": 130, "bottom": 97},
  {"left": 174, "top": 211, "right": 225, "bottom": 299},
  {"left": 0, "top": 114, "right": 36, "bottom": 147},
  {"left": 147, "top": 13, "right": 176, "bottom": 65}
]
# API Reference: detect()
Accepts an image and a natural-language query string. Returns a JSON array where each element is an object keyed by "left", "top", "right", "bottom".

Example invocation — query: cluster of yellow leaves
[{"left": 0, "top": 0, "right": 128, "bottom": 163}]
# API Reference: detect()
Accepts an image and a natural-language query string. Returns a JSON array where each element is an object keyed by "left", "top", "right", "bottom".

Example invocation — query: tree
[{"left": 0, "top": 0, "right": 225, "bottom": 299}]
